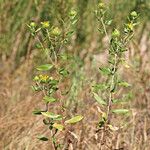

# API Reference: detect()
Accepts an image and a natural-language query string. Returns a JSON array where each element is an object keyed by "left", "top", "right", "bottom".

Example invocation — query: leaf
[
  {"left": 118, "top": 81, "right": 131, "bottom": 87},
  {"left": 66, "top": 31, "right": 74, "bottom": 36},
  {"left": 43, "top": 118, "right": 50, "bottom": 125},
  {"left": 41, "top": 112, "right": 62, "bottom": 119},
  {"left": 59, "top": 68, "right": 69, "bottom": 77},
  {"left": 99, "top": 67, "right": 111, "bottom": 75},
  {"left": 36, "top": 64, "right": 53, "bottom": 71},
  {"left": 65, "top": 115, "right": 83, "bottom": 124},
  {"left": 43, "top": 96, "right": 56, "bottom": 103},
  {"left": 112, "top": 109, "right": 129, "bottom": 114},
  {"left": 92, "top": 83, "right": 108, "bottom": 92},
  {"left": 72, "top": 19, "right": 78, "bottom": 25},
  {"left": 53, "top": 123, "right": 64, "bottom": 131},
  {"left": 32, "top": 109, "right": 42, "bottom": 115},
  {"left": 93, "top": 92, "right": 107, "bottom": 105},
  {"left": 31, "top": 85, "right": 40, "bottom": 91},
  {"left": 37, "top": 135, "right": 48, "bottom": 141}
]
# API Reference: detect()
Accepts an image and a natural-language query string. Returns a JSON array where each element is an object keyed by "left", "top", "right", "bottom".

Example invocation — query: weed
[
  {"left": 93, "top": 2, "right": 139, "bottom": 148},
  {"left": 29, "top": 10, "right": 83, "bottom": 149}
]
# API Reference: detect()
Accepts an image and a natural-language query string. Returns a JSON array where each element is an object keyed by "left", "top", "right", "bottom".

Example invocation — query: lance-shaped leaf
[
  {"left": 112, "top": 109, "right": 129, "bottom": 114},
  {"left": 37, "top": 135, "right": 49, "bottom": 141},
  {"left": 93, "top": 92, "right": 107, "bottom": 105},
  {"left": 99, "top": 67, "right": 111, "bottom": 75},
  {"left": 65, "top": 115, "right": 83, "bottom": 124},
  {"left": 118, "top": 81, "right": 131, "bottom": 87},
  {"left": 36, "top": 64, "right": 53, "bottom": 71},
  {"left": 53, "top": 123, "right": 64, "bottom": 131},
  {"left": 43, "top": 96, "right": 56, "bottom": 103},
  {"left": 32, "top": 109, "right": 42, "bottom": 115},
  {"left": 41, "top": 112, "right": 62, "bottom": 120}
]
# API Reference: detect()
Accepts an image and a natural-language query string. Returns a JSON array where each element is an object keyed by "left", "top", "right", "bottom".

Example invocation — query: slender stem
[
  {"left": 106, "top": 53, "right": 118, "bottom": 123},
  {"left": 100, "top": 17, "right": 109, "bottom": 40},
  {"left": 50, "top": 130, "right": 58, "bottom": 150},
  {"left": 37, "top": 37, "right": 55, "bottom": 66}
]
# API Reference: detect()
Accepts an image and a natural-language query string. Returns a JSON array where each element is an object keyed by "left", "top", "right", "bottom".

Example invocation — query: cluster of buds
[
  {"left": 51, "top": 27, "right": 61, "bottom": 36},
  {"left": 33, "top": 74, "right": 52, "bottom": 83},
  {"left": 41, "top": 21, "right": 50, "bottom": 28},
  {"left": 124, "top": 11, "right": 138, "bottom": 33}
]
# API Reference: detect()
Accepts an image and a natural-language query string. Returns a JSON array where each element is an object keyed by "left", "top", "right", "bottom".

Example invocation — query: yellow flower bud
[
  {"left": 98, "top": 2, "right": 105, "bottom": 9},
  {"left": 51, "top": 27, "right": 61, "bottom": 36},
  {"left": 127, "top": 23, "right": 134, "bottom": 31},
  {"left": 112, "top": 29, "right": 120, "bottom": 38},
  {"left": 69, "top": 10, "right": 77, "bottom": 17},
  {"left": 41, "top": 21, "right": 50, "bottom": 28},
  {"left": 30, "top": 22, "right": 36, "bottom": 27},
  {"left": 33, "top": 76, "right": 39, "bottom": 81},
  {"left": 130, "top": 11, "right": 138, "bottom": 17}
]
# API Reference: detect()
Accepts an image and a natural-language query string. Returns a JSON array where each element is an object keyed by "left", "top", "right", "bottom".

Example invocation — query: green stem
[{"left": 106, "top": 53, "right": 118, "bottom": 123}]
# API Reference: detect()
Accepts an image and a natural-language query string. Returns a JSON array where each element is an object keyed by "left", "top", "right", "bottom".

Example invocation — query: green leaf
[
  {"left": 93, "top": 92, "right": 107, "bottom": 105},
  {"left": 43, "top": 96, "right": 56, "bottom": 103},
  {"left": 59, "top": 68, "right": 69, "bottom": 77},
  {"left": 72, "top": 19, "right": 78, "bottom": 25},
  {"left": 53, "top": 123, "right": 64, "bottom": 131},
  {"left": 31, "top": 85, "right": 41, "bottom": 91},
  {"left": 37, "top": 135, "right": 48, "bottom": 141},
  {"left": 66, "top": 31, "right": 74, "bottom": 36},
  {"left": 65, "top": 115, "right": 83, "bottom": 124},
  {"left": 118, "top": 81, "right": 131, "bottom": 87},
  {"left": 112, "top": 109, "right": 129, "bottom": 114},
  {"left": 92, "top": 83, "right": 108, "bottom": 92},
  {"left": 99, "top": 67, "right": 111, "bottom": 75},
  {"left": 36, "top": 64, "right": 53, "bottom": 71},
  {"left": 32, "top": 109, "right": 42, "bottom": 115},
  {"left": 41, "top": 112, "right": 62, "bottom": 119}
]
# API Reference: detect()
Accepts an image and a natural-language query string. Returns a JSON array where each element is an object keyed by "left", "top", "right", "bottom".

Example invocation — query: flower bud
[
  {"left": 69, "top": 10, "right": 77, "bottom": 17},
  {"left": 33, "top": 76, "right": 39, "bottom": 81},
  {"left": 98, "top": 2, "right": 105, "bottom": 9},
  {"left": 127, "top": 23, "right": 133, "bottom": 31},
  {"left": 51, "top": 27, "right": 61, "bottom": 36},
  {"left": 30, "top": 22, "right": 36, "bottom": 27},
  {"left": 130, "top": 11, "right": 138, "bottom": 18},
  {"left": 112, "top": 29, "right": 120, "bottom": 38},
  {"left": 41, "top": 21, "right": 50, "bottom": 28}
]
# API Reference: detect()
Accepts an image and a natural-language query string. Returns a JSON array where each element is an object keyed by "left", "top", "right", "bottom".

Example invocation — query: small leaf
[
  {"left": 65, "top": 115, "right": 83, "bottom": 124},
  {"left": 37, "top": 135, "right": 48, "bottom": 141},
  {"left": 41, "top": 112, "right": 62, "bottom": 119},
  {"left": 31, "top": 85, "right": 41, "bottom": 91},
  {"left": 53, "top": 123, "right": 64, "bottom": 131},
  {"left": 43, "top": 118, "right": 50, "bottom": 125},
  {"left": 66, "top": 31, "right": 74, "bottom": 36},
  {"left": 32, "top": 109, "right": 42, "bottom": 115},
  {"left": 92, "top": 83, "right": 108, "bottom": 92},
  {"left": 36, "top": 64, "right": 53, "bottom": 71},
  {"left": 112, "top": 109, "right": 129, "bottom": 114},
  {"left": 72, "top": 19, "right": 78, "bottom": 25},
  {"left": 59, "top": 68, "right": 69, "bottom": 77},
  {"left": 118, "top": 81, "right": 131, "bottom": 87},
  {"left": 99, "top": 67, "right": 111, "bottom": 75},
  {"left": 43, "top": 96, "right": 56, "bottom": 103},
  {"left": 93, "top": 92, "right": 107, "bottom": 105}
]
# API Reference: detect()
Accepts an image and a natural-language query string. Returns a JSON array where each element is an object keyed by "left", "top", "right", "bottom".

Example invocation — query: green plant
[
  {"left": 93, "top": 1, "right": 138, "bottom": 146},
  {"left": 29, "top": 9, "right": 83, "bottom": 150}
]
